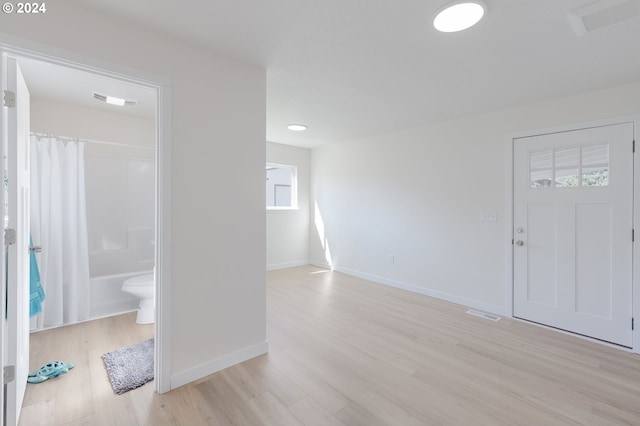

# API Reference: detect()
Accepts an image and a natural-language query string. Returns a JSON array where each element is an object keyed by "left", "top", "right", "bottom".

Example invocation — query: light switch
[{"left": 480, "top": 210, "right": 498, "bottom": 222}]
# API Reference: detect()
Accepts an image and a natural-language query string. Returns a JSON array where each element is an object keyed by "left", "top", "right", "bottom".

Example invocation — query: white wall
[
  {"left": 1, "top": 1, "right": 266, "bottom": 387},
  {"left": 31, "top": 99, "right": 156, "bottom": 277},
  {"left": 30, "top": 99, "right": 154, "bottom": 147},
  {"left": 84, "top": 151, "right": 155, "bottom": 276},
  {"left": 311, "top": 81, "right": 640, "bottom": 315},
  {"left": 266, "top": 142, "right": 310, "bottom": 269}
]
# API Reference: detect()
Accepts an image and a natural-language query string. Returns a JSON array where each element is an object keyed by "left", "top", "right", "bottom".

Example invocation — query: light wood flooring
[{"left": 20, "top": 265, "right": 640, "bottom": 425}]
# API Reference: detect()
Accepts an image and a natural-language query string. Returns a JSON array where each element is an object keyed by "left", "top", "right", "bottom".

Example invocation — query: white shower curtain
[{"left": 30, "top": 135, "right": 90, "bottom": 329}]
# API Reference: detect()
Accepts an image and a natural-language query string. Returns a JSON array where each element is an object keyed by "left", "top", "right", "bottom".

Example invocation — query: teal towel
[{"left": 29, "top": 235, "right": 45, "bottom": 317}]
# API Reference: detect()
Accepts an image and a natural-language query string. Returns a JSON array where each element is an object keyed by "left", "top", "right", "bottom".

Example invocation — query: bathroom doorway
[
  {"left": 1, "top": 44, "right": 169, "bottom": 423},
  {"left": 20, "top": 57, "right": 158, "bottom": 330}
]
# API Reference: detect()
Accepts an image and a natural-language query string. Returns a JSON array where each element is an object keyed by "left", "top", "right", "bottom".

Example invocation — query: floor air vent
[{"left": 466, "top": 309, "right": 501, "bottom": 321}]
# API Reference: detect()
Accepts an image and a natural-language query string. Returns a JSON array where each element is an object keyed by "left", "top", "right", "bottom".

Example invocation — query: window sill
[{"left": 267, "top": 207, "right": 300, "bottom": 212}]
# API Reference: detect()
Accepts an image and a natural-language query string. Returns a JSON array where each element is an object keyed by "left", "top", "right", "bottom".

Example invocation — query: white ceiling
[{"left": 60, "top": 0, "right": 640, "bottom": 148}]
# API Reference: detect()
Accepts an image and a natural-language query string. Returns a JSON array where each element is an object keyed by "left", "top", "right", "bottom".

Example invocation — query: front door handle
[{"left": 515, "top": 240, "right": 524, "bottom": 247}]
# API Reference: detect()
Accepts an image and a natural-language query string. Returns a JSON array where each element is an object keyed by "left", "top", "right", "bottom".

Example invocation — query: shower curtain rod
[{"left": 30, "top": 132, "right": 155, "bottom": 151}]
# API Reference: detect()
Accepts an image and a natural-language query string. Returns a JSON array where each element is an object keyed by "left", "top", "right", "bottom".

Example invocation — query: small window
[
  {"left": 530, "top": 144, "right": 609, "bottom": 189},
  {"left": 266, "top": 163, "right": 298, "bottom": 209}
]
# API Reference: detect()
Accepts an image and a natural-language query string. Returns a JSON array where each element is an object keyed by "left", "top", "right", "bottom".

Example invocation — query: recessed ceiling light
[
  {"left": 434, "top": 1, "right": 486, "bottom": 33},
  {"left": 287, "top": 124, "right": 307, "bottom": 131}
]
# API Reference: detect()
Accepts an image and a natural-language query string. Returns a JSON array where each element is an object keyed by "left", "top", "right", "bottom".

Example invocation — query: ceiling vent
[
  {"left": 93, "top": 92, "right": 138, "bottom": 106},
  {"left": 569, "top": 0, "right": 640, "bottom": 35}
]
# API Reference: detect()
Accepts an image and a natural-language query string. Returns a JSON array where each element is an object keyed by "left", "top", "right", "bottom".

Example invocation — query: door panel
[
  {"left": 526, "top": 203, "right": 558, "bottom": 307},
  {"left": 575, "top": 203, "right": 612, "bottom": 319},
  {"left": 3, "top": 56, "right": 30, "bottom": 426},
  {"left": 514, "top": 123, "right": 633, "bottom": 347}
]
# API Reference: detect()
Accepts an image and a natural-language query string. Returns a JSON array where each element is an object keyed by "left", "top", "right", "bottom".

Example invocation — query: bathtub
[{"left": 89, "top": 270, "right": 154, "bottom": 320}]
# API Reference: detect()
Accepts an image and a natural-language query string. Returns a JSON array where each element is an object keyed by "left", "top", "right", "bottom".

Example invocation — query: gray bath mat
[{"left": 102, "top": 338, "right": 154, "bottom": 394}]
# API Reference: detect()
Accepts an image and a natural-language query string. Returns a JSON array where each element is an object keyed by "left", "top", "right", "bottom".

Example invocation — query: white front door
[
  {"left": 2, "top": 56, "right": 31, "bottom": 426},
  {"left": 513, "top": 123, "right": 634, "bottom": 347}
]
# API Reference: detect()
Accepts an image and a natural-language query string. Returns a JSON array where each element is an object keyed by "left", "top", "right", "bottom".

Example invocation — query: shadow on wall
[{"left": 313, "top": 201, "right": 333, "bottom": 269}]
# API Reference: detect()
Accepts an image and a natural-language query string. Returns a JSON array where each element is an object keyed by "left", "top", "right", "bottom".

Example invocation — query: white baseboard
[
  {"left": 309, "top": 260, "right": 333, "bottom": 270},
  {"left": 266, "top": 260, "right": 310, "bottom": 271},
  {"left": 334, "top": 266, "right": 507, "bottom": 317},
  {"left": 170, "top": 340, "right": 269, "bottom": 390}
]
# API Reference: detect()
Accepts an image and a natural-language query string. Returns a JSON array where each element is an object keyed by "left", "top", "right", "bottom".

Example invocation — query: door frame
[
  {"left": 0, "top": 33, "right": 173, "bottom": 397},
  {"left": 505, "top": 115, "right": 640, "bottom": 353}
]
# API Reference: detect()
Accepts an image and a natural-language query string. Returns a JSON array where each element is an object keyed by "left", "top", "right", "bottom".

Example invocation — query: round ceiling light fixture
[
  {"left": 287, "top": 124, "right": 307, "bottom": 131},
  {"left": 433, "top": 1, "right": 486, "bottom": 33}
]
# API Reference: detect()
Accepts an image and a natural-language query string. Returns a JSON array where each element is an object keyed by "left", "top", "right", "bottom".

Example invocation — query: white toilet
[{"left": 122, "top": 273, "right": 155, "bottom": 324}]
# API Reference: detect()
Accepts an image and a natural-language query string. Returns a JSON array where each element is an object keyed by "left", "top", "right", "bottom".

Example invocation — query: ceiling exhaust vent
[
  {"left": 93, "top": 92, "right": 138, "bottom": 107},
  {"left": 569, "top": 0, "right": 640, "bottom": 35}
]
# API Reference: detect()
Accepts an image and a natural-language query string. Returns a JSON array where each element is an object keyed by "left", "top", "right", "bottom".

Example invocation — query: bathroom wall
[
  {"left": 30, "top": 99, "right": 154, "bottom": 147},
  {"left": 31, "top": 99, "right": 156, "bottom": 318}
]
